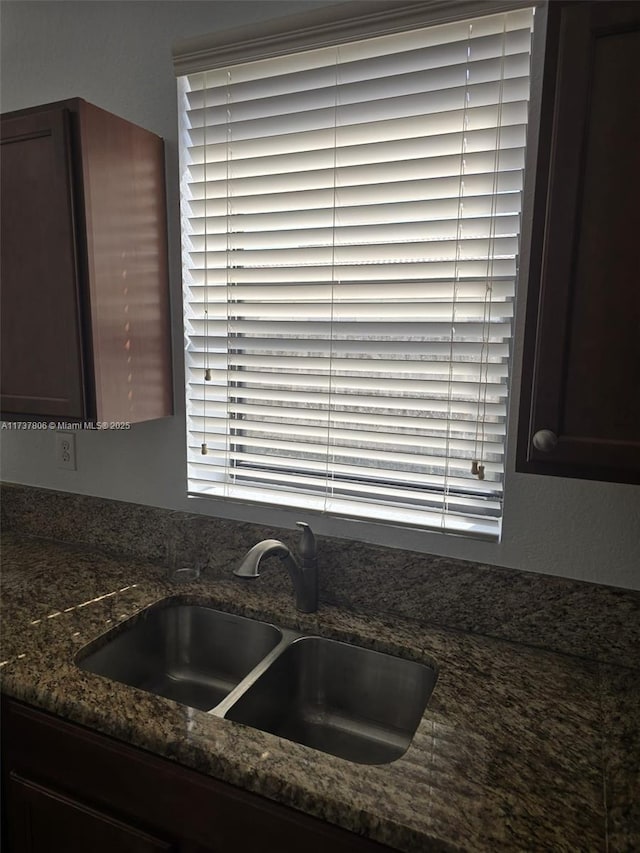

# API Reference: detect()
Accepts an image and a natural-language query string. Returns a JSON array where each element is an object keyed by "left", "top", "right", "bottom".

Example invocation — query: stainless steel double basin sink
[{"left": 77, "top": 602, "right": 437, "bottom": 765}]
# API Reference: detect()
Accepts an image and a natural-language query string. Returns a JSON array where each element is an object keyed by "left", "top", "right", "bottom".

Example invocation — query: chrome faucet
[{"left": 233, "top": 521, "right": 318, "bottom": 613}]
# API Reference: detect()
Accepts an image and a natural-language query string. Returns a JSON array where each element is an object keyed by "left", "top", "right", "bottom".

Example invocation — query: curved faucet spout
[
  {"left": 233, "top": 539, "right": 290, "bottom": 578},
  {"left": 233, "top": 525, "right": 318, "bottom": 613}
]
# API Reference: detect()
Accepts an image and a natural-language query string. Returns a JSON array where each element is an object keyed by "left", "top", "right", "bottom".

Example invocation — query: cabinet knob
[{"left": 532, "top": 429, "right": 558, "bottom": 452}]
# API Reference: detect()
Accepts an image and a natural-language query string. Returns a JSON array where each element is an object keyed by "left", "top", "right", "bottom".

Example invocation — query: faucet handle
[{"left": 296, "top": 521, "right": 316, "bottom": 565}]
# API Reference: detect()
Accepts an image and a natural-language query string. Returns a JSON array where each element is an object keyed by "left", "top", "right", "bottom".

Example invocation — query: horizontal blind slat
[
  {"left": 186, "top": 58, "right": 532, "bottom": 126},
  {"left": 185, "top": 193, "right": 524, "bottom": 234},
  {"left": 185, "top": 100, "right": 530, "bottom": 150},
  {"left": 186, "top": 30, "right": 533, "bottom": 102}
]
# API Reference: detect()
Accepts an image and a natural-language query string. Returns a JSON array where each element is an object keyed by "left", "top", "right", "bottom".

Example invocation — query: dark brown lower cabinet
[
  {"left": 7, "top": 775, "right": 174, "bottom": 853},
  {"left": 1, "top": 698, "right": 394, "bottom": 853}
]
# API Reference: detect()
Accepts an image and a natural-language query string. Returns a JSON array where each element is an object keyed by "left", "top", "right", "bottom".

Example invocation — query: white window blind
[{"left": 178, "top": 7, "right": 534, "bottom": 540}]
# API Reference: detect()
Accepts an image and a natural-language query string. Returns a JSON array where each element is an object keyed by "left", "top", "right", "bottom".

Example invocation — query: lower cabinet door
[
  {"left": 7, "top": 773, "right": 175, "bottom": 853},
  {"left": 2, "top": 698, "right": 394, "bottom": 853}
]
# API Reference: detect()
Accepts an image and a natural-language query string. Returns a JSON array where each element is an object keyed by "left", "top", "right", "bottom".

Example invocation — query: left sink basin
[{"left": 77, "top": 603, "right": 283, "bottom": 711}]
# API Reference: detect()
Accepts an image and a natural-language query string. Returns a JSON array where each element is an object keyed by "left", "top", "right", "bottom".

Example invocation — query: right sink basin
[{"left": 225, "top": 636, "right": 436, "bottom": 765}]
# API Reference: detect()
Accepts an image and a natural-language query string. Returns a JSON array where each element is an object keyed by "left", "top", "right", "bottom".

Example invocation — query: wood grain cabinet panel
[
  {"left": 0, "top": 99, "right": 173, "bottom": 423},
  {"left": 1, "top": 698, "right": 395, "bottom": 853},
  {"left": 517, "top": 1, "right": 640, "bottom": 483},
  {"left": 7, "top": 774, "right": 174, "bottom": 853}
]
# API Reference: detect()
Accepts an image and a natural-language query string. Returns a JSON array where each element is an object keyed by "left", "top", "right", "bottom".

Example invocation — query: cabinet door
[
  {"left": 0, "top": 108, "right": 87, "bottom": 419},
  {"left": 76, "top": 100, "right": 173, "bottom": 423},
  {"left": 7, "top": 773, "right": 174, "bottom": 853},
  {"left": 2, "top": 698, "right": 395, "bottom": 853},
  {"left": 517, "top": 1, "right": 640, "bottom": 482}
]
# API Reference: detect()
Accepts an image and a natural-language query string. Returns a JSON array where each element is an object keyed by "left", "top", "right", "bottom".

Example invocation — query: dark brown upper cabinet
[
  {"left": 0, "top": 98, "right": 173, "bottom": 423},
  {"left": 517, "top": 1, "right": 640, "bottom": 484}
]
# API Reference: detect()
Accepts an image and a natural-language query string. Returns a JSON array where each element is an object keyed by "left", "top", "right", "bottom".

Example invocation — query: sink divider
[{"left": 209, "top": 627, "right": 304, "bottom": 718}]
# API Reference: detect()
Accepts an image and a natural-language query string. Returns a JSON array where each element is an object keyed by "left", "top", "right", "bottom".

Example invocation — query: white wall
[{"left": 1, "top": 0, "right": 639, "bottom": 590}]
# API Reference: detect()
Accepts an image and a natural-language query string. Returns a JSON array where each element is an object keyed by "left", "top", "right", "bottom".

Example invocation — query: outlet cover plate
[{"left": 55, "top": 431, "right": 77, "bottom": 470}]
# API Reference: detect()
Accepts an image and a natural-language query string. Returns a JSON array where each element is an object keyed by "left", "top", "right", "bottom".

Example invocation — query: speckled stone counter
[
  {"left": 1, "top": 534, "right": 638, "bottom": 852},
  {"left": 3, "top": 483, "right": 640, "bottom": 669}
]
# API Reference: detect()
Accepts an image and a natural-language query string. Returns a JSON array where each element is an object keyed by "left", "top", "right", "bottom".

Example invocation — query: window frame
[{"left": 173, "top": 0, "right": 546, "bottom": 550}]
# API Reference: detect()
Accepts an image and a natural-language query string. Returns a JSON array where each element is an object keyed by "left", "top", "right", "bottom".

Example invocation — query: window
[{"left": 176, "top": 4, "right": 534, "bottom": 540}]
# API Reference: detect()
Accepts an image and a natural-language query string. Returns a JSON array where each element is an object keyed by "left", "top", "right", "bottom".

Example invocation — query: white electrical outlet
[{"left": 55, "top": 431, "right": 77, "bottom": 470}]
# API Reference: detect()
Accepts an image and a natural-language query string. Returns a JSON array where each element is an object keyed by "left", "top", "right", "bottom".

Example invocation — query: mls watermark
[{"left": 1, "top": 421, "right": 131, "bottom": 430}]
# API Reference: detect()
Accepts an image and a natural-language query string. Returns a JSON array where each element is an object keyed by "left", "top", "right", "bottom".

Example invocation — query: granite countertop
[{"left": 1, "top": 533, "right": 638, "bottom": 852}]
